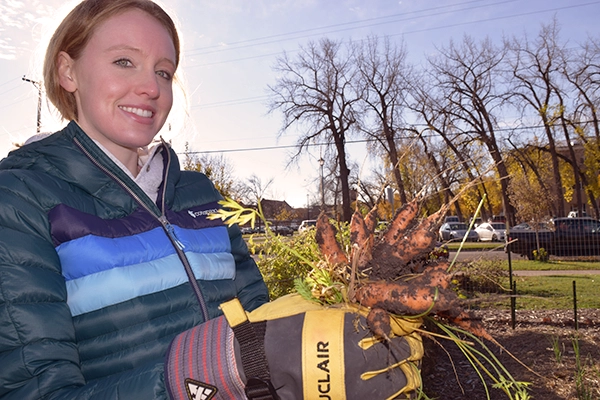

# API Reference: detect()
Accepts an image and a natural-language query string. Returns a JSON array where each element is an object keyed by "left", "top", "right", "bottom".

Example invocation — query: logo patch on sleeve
[{"left": 185, "top": 378, "right": 217, "bottom": 400}]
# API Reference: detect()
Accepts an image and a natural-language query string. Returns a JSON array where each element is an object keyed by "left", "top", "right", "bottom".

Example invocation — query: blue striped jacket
[{"left": 0, "top": 121, "right": 269, "bottom": 399}]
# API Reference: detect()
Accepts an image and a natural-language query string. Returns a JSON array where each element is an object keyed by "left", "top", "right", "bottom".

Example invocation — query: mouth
[{"left": 119, "top": 106, "right": 154, "bottom": 118}]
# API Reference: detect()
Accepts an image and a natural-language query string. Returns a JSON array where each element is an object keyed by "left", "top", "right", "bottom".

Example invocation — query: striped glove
[{"left": 165, "top": 293, "right": 423, "bottom": 400}]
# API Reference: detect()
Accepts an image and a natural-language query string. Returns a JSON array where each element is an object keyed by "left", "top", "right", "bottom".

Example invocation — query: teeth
[{"left": 120, "top": 106, "right": 153, "bottom": 118}]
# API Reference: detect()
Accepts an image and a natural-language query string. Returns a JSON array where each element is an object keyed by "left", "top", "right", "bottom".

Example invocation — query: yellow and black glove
[{"left": 165, "top": 294, "right": 423, "bottom": 400}]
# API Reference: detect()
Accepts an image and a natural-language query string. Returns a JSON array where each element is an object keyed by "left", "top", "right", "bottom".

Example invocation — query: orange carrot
[
  {"left": 437, "top": 309, "right": 493, "bottom": 341},
  {"left": 313, "top": 199, "right": 494, "bottom": 341},
  {"left": 363, "top": 206, "right": 379, "bottom": 234},
  {"left": 315, "top": 212, "right": 348, "bottom": 265},
  {"left": 387, "top": 209, "right": 444, "bottom": 264},
  {"left": 354, "top": 281, "right": 457, "bottom": 315},
  {"left": 383, "top": 198, "right": 419, "bottom": 244},
  {"left": 350, "top": 209, "right": 373, "bottom": 268},
  {"left": 365, "top": 306, "right": 391, "bottom": 340},
  {"left": 406, "top": 262, "right": 451, "bottom": 289},
  {"left": 355, "top": 279, "right": 493, "bottom": 340},
  {"left": 350, "top": 209, "right": 370, "bottom": 247}
]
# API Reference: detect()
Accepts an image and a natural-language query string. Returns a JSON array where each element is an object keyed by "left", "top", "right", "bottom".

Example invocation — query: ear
[{"left": 57, "top": 51, "right": 77, "bottom": 93}]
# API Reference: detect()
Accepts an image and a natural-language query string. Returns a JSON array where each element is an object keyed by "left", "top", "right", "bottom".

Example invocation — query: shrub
[
  {"left": 251, "top": 219, "right": 350, "bottom": 300},
  {"left": 452, "top": 258, "right": 509, "bottom": 297},
  {"left": 250, "top": 229, "right": 320, "bottom": 300},
  {"left": 533, "top": 247, "right": 549, "bottom": 262}
]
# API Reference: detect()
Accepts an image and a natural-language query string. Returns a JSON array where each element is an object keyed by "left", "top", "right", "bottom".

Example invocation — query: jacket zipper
[{"left": 74, "top": 138, "right": 209, "bottom": 321}]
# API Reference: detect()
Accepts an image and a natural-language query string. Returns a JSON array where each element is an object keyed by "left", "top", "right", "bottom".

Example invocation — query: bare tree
[
  {"left": 562, "top": 37, "right": 600, "bottom": 217},
  {"left": 553, "top": 88, "right": 586, "bottom": 214},
  {"left": 415, "top": 36, "right": 513, "bottom": 222},
  {"left": 355, "top": 173, "right": 385, "bottom": 210},
  {"left": 268, "top": 38, "right": 360, "bottom": 222},
  {"left": 505, "top": 19, "right": 567, "bottom": 217},
  {"left": 407, "top": 78, "right": 488, "bottom": 219},
  {"left": 565, "top": 37, "right": 600, "bottom": 143},
  {"left": 354, "top": 36, "right": 413, "bottom": 204},
  {"left": 238, "top": 174, "right": 275, "bottom": 205}
]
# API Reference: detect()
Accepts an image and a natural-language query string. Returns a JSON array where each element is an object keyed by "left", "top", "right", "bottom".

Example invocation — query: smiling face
[{"left": 58, "top": 8, "right": 177, "bottom": 168}]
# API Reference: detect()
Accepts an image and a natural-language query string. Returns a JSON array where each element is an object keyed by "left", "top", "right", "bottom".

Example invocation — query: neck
[{"left": 73, "top": 122, "right": 142, "bottom": 177}]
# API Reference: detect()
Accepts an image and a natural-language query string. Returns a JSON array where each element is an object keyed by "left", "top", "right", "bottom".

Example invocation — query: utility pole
[
  {"left": 306, "top": 193, "right": 310, "bottom": 220},
  {"left": 318, "top": 156, "right": 325, "bottom": 210},
  {"left": 22, "top": 76, "right": 42, "bottom": 134}
]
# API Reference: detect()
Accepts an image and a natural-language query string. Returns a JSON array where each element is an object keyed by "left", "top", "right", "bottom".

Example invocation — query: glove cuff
[
  {"left": 165, "top": 316, "right": 247, "bottom": 400},
  {"left": 221, "top": 298, "right": 281, "bottom": 400}
]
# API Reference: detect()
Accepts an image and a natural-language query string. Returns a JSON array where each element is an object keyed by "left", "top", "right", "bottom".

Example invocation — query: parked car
[
  {"left": 272, "top": 225, "right": 294, "bottom": 236},
  {"left": 298, "top": 219, "right": 317, "bottom": 233},
  {"left": 438, "top": 222, "right": 479, "bottom": 242},
  {"left": 475, "top": 222, "right": 506, "bottom": 242},
  {"left": 508, "top": 217, "right": 600, "bottom": 259},
  {"left": 240, "top": 226, "right": 255, "bottom": 234},
  {"left": 511, "top": 222, "right": 533, "bottom": 230},
  {"left": 511, "top": 222, "right": 551, "bottom": 231}
]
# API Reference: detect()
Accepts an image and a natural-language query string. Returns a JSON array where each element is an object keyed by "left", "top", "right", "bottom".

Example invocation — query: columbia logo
[
  {"left": 187, "top": 209, "right": 218, "bottom": 218},
  {"left": 185, "top": 379, "right": 217, "bottom": 400}
]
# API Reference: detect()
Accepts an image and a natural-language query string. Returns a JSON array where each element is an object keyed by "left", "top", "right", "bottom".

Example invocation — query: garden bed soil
[{"left": 421, "top": 308, "right": 600, "bottom": 399}]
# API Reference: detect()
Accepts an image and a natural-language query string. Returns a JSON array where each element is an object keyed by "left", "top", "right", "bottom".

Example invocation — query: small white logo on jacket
[{"left": 188, "top": 209, "right": 218, "bottom": 218}]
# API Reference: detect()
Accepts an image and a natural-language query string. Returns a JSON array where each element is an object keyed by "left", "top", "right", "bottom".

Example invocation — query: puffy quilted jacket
[{"left": 0, "top": 121, "right": 269, "bottom": 399}]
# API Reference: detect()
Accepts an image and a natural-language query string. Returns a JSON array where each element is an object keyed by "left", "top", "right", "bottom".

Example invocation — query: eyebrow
[{"left": 105, "top": 45, "right": 176, "bottom": 68}]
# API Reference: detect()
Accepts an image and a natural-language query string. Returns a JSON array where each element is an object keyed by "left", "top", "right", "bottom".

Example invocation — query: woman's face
[{"left": 63, "top": 9, "right": 177, "bottom": 157}]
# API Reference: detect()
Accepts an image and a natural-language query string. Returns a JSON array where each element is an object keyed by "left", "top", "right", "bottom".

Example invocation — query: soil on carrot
[{"left": 420, "top": 308, "right": 600, "bottom": 400}]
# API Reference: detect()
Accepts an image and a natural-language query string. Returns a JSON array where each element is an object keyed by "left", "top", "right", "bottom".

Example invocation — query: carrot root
[
  {"left": 315, "top": 212, "right": 348, "bottom": 265},
  {"left": 383, "top": 199, "right": 419, "bottom": 244},
  {"left": 366, "top": 307, "right": 392, "bottom": 340}
]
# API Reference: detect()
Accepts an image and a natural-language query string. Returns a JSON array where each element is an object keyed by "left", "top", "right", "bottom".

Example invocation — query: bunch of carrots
[
  {"left": 312, "top": 199, "right": 493, "bottom": 342},
  {"left": 210, "top": 196, "right": 534, "bottom": 398}
]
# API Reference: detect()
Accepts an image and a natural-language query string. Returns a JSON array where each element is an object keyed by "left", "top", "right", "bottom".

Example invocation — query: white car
[
  {"left": 298, "top": 219, "right": 317, "bottom": 233},
  {"left": 475, "top": 222, "right": 506, "bottom": 242}
]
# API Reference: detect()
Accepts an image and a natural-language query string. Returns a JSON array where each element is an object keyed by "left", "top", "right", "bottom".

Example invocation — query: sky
[{"left": 1, "top": 0, "right": 599, "bottom": 208}]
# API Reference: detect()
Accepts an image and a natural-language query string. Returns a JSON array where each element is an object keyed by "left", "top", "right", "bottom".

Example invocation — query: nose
[{"left": 135, "top": 69, "right": 160, "bottom": 99}]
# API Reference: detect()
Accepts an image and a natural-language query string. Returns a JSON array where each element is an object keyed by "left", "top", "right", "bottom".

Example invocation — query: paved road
[{"left": 449, "top": 249, "right": 508, "bottom": 262}]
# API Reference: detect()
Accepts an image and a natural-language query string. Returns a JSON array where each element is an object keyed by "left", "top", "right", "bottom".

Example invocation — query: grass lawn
[
  {"left": 472, "top": 274, "right": 600, "bottom": 310},
  {"left": 510, "top": 274, "right": 600, "bottom": 309},
  {"left": 457, "top": 258, "right": 600, "bottom": 310},
  {"left": 446, "top": 242, "right": 499, "bottom": 251}
]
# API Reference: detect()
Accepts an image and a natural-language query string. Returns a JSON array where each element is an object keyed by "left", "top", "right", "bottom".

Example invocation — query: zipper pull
[{"left": 160, "top": 216, "right": 185, "bottom": 250}]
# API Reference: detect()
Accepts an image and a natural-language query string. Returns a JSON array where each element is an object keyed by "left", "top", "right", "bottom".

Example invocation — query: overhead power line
[
  {"left": 180, "top": 121, "right": 595, "bottom": 155},
  {"left": 184, "top": 0, "right": 598, "bottom": 59},
  {"left": 183, "top": 1, "right": 600, "bottom": 111},
  {"left": 191, "top": 95, "right": 270, "bottom": 110},
  {"left": 185, "top": 0, "right": 518, "bottom": 56}
]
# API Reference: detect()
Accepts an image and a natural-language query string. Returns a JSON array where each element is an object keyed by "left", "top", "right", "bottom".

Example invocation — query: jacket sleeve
[{"left": 0, "top": 176, "right": 168, "bottom": 400}]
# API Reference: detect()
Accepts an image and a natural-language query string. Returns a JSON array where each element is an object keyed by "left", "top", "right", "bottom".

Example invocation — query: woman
[{"left": 0, "top": 1, "right": 268, "bottom": 398}]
